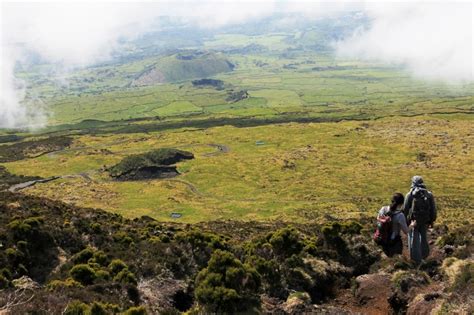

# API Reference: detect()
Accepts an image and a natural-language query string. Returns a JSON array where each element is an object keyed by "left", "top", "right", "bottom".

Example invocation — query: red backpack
[{"left": 373, "top": 206, "right": 393, "bottom": 245}]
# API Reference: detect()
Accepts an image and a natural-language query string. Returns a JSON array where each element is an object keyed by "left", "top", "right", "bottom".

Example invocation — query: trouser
[
  {"left": 408, "top": 224, "right": 430, "bottom": 264},
  {"left": 383, "top": 235, "right": 403, "bottom": 257}
]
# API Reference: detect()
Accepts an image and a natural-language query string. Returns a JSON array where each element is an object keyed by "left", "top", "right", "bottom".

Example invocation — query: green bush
[
  {"left": 0, "top": 268, "right": 12, "bottom": 280},
  {"left": 8, "top": 217, "right": 44, "bottom": 240},
  {"left": 123, "top": 306, "right": 147, "bottom": 315},
  {"left": 195, "top": 249, "right": 261, "bottom": 313},
  {"left": 95, "top": 270, "right": 111, "bottom": 281},
  {"left": 113, "top": 269, "right": 137, "bottom": 285},
  {"left": 176, "top": 230, "right": 228, "bottom": 267},
  {"left": 72, "top": 247, "right": 94, "bottom": 264},
  {"left": 92, "top": 251, "right": 109, "bottom": 266},
  {"left": 64, "top": 300, "right": 89, "bottom": 315},
  {"left": 268, "top": 227, "right": 303, "bottom": 257},
  {"left": 70, "top": 264, "right": 97, "bottom": 285},
  {"left": 108, "top": 259, "right": 128, "bottom": 275},
  {"left": 90, "top": 223, "right": 102, "bottom": 233},
  {"left": 112, "top": 231, "right": 134, "bottom": 245},
  {"left": 0, "top": 274, "right": 10, "bottom": 289},
  {"left": 47, "top": 278, "right": 83, "bottom": 290},
  {"left": 89, "top": 302, "right": 107, "bottom": 315}
]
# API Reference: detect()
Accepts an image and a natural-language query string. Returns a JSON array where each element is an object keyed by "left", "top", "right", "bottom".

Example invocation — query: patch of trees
[
  {"left": 191, "top": 79, "right": 225, "bottom": 90},
  {"left": 108, "top": 148, "right": 194, "bottom": 180},
  {"left": 226, "top": 89, "right": 249, "bottom": 103},
  {"left": 0, "top": 136, "right": 73, "bottom": 163}
]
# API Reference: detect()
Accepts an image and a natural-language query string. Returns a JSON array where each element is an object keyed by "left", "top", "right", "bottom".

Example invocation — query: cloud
[
  {"left": 0, "top": 1, "right": 280, "bottom": 128},
  {"left": 1, "top": 1, "right": 472, "bottom": 128},
  {"left": 335, "top": 2, "right": 473, "bottom": 82}
]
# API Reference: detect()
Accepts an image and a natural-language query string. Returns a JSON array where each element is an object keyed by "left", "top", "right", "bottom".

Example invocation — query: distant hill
[{"left": 131, "top": 51, "right": 234, "bottom": 86}]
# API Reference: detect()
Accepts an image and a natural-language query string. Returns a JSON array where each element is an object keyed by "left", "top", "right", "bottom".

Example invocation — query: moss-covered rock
[{"left": 108, "top": 148, "right": 194, "bottom": 180}]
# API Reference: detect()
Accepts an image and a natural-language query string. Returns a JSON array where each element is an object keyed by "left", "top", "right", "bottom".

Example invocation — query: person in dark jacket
[{"left": 403, "top": 176, "right": 436, "bottom": 264}]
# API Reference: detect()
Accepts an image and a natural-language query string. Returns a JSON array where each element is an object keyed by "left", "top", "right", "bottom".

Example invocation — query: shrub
[
  {"left": 123, "top": 306, "right": 147, "bottom": 315},
  {"left": 176, "top": 230, "right": 228, "bottom": 267},
  {"left": 112, "top": 231, "right": 134, "bottom": 245},
  {"left": 90, "top": 223, "right": 102, "bottom": 233},
  {"left": 89, "top": 302, "right": 107, "bottom": 315},
  {"left": 268, "top": 227, "right": 303, "bottom": 257},
  {"left": 195, "top": 250, "right": 260, "bottom": 313},
  {"left": 341, "top": 221, "right": 363, "bottom": 235},
  {"left": 72, "top": 247, "right": 94, "bottom": 264},
  {"left": 108, "top": 259, "right": 128, "bottom": 275},
  {"left": 47, "top": 278, "right": 83, "bottom": 290},
  {"left": 0, "top": 274, "right": 10, "bottom": 289},
  {"left": 8, "top": 217, "right": 44, "bottom": 240},
  {"left": 0, "top": 268, "right": 12, "bottom": 280},
  {"left": 92, "top": 251, "right": 109, "bottom": 266},
  {"left": 70, "top": 264, "right": 97, "bottom": 285},
  {"left": 64, "top": 300, "right": 89, "bottom": 315},
  {"left": 113, "top": 269, "right": 137, "bottom": 285},
  {"left": 95, "top": 270, "right": 111, "bottom": 281}
]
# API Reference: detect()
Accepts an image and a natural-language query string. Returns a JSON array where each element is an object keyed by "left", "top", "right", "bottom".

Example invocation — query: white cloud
[
  {"left": 1, "top": 1, "right": 472, "bottom": 128},
  {"left": 335, "top": 2, "right": 473, "bottom": 82}
]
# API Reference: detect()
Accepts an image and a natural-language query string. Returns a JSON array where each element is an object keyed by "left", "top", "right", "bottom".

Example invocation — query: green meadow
[{"left": 4, "top": 28, "right": 473, "bottom": 227}]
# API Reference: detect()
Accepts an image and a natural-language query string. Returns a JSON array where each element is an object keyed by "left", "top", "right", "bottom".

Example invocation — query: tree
[{"left": 195, "top": 250, "right": 261, "bottom": 313}]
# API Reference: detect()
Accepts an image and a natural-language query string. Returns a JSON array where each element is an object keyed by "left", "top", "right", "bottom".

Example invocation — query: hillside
[
  {"left": 131, "top": 51, "right": 234, "bottom": 86},
  {"left": 0, "top": 191, "right": 472, "bottom": 314},
  {"left": 1, "top": 5, "right": 473, "bottom": 314}
]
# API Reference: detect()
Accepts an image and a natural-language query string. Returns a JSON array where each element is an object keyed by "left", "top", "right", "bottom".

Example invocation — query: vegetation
[
  {"left": 132, "top": 51, "right": 234, "bottom": 86},
  {"left": 194, "top": 250, "right": 260, "bottom": 313},
  {"left": 3, "top": 115, "right": 472, "bottom": 226},
  {"left": 108, "top": 148, "right": 194, "bottom": 180},
  {"left": 0, "top": 13, "right": 472, "bottom": 314}
]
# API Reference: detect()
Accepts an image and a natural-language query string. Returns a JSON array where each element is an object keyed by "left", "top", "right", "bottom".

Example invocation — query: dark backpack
[
  {"left": 408, "top": 188, "right": 433, "bottom": 225},
  {"left": 373, "top": 206, "right": 393, "bottom": 246}
]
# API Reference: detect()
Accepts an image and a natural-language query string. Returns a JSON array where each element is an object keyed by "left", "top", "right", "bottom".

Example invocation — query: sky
[{"left": 0, "top": 0, "right": 473, "bottom": 128}]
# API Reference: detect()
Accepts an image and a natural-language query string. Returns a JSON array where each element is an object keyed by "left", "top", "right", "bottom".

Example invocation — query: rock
[
  {"left": 407, "top": 293, "right": 443, "bottom": 315},
  {"left": 355, "top": 273, "right": 391, "bottom": 305},
  {"left": 138, "top": 278, "right": 189, "bottom": 313}
]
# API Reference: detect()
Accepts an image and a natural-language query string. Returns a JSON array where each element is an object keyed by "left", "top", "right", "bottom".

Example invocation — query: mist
[
  {"left": 1, "top": 1, "right": 472, "bottom": 129},
  {"left": 336, "top": 2, "right": 473, "bottom": 83}
]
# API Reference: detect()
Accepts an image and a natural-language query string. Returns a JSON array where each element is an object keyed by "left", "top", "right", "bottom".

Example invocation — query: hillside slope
[
  {"left": 0, "top": 191, "right": 472, "bottom": 314},
  {"left": 131, "top": 51, "right": 234, "bottom": 86}
]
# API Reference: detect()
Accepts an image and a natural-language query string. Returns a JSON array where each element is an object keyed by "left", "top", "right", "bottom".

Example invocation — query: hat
[{"left": 411, "top": 175, "right": 424, "bottom": 186}]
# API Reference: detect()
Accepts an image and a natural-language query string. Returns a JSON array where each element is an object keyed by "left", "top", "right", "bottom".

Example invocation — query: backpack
[
  {"left": 408, "top": 188, "right": 432, "bottom": 225},
  {"left": 373, "top": 206, "right": 393, "bottom": 246}
]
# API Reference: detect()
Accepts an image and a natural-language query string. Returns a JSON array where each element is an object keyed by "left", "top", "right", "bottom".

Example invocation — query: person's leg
[
  {"left": 393, "top": 236, "right": 403, "bottom": 255},
  {"left": 409, "top": 227, "right": 422, "bottom": 264},
  {"left": 420, "top": 224, "right": 430, "bottom": 259}
]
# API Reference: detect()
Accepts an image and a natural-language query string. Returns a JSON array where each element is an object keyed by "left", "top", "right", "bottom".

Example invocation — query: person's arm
[
  {"left": 430, "top": 193, "right": 437, "bottom": 224},
  {"left": 403, "top": 192, "right": 413, "bottom": 218},
  {"left": 398, "top": 213, "right": 409, "bottom": 235}
]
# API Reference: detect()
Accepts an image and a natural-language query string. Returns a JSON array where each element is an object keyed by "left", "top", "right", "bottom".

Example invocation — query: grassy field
[
  {"left": 3, "top": 29, "right": 472, "bottom": 227},
  {"left": 4, "top": 114, "right": 473, "bottom": 226},
  {"left": 16, "top": 30, "right": 473, "bottom": 126}
]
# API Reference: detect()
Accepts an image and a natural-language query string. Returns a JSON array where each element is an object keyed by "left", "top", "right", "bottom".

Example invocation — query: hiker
[
  {"left": 375, "top": 193, "right": 415, "bottom": 256},
  {"left": 403, "top": 176, "right": 436, "bottom": 264}
]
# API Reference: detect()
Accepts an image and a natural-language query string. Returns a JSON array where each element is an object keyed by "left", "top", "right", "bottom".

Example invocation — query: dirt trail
[{"left": 8, "top": 172, "right": 96, "bottom": 193}]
